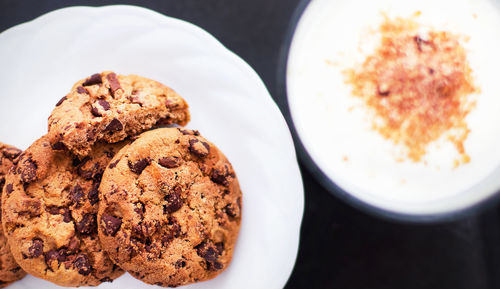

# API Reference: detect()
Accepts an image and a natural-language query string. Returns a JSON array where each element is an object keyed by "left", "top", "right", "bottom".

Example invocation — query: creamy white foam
[{"left": 287, "top": 0, "right": 500, "bottom": 215}]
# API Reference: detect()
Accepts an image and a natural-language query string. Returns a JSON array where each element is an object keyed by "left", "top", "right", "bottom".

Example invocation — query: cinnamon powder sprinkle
[{"left": 344, "top": 16, "right": 478, "bottom": 163}]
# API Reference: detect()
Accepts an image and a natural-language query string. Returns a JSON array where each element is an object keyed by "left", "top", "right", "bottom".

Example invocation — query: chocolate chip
[
  {"left": 5, "top": 184, "right": 13, "bottom": 195},
  {"left": 51, "top": 141, "right": 66, "bottom": 151},
  {"left": 211, "top": 262, "right": 223, "bottom": 270},
  {"left": 224, "top": 204, "right": 238, "bottom": 218},
  {"left": 56, "top": 96, "right": 67, "bottom": 107},
  {"left": 128, "top": 158, "right": 151, "bottom": 174},
  {"left": 188, "top": 139, "right": 210, "bottom": 158},
  {"left": 158, "top": 156, "right": 181, "bottom": 168},
  {"left": 65, "top": 238, "right": 80, "bottom": 255},
  {"left": 19, "top": 158, "right": 37, "bottom": 183},
  {"left": 19, "top": 199, "right": 41, "bottom": 217},
  {"left": 61, "top": 208, "right": 72, "bottom": 222},
  {"left": 69, "top": 184, "right": 84, "bottom": 207},
  {"left": 106, "top": 73, "right": 121, "bottom": 96},
  {"left": 76, "top": 214, "right": 97, "bottom": 235},
  {"left": 211, "top": 167, "right": 233, "bottom": 187},
  {"left": 101, "top": 215, "right": 122, "bottom": 236},
  {"left": 131, "top": 225, "right": 147, "bottom": 243},
  {"left": 179, "top": 129, "right": 199, "bottom": 136},
  {"left": 88, "top": 183, "right": 99, "bottom": 205},
  {"left": 91, "top": 99, "right": 111, "bottom": 117},
  {"left": 76, "top": 86, "right": 89, "bottom": 94},
  {"left": 196, "top": 241, "right": 218, "bottom": 263},
  {"left": 196, "top": 240, "right": 222, "bottom": 270},
  {"left": 82, "top": 73, "right": 102, "bottom": 86},
  {"left": 45, "top": 250, "right": 66, "bottom": 266},
  {"left": 90, "top": 106, "right": 101, "bottom": 117},
  {"left": 46, "top": 206, "right": 60, "bottom": 215},
  {"left": 155, "top": 117, "right": 174, "bottom": 126},
  {"left": 46, "top": 206, "right": 72, "bottom": 222},
  {"left": 74, "top": 254, "right": 92, "bottom": 275},
  {"left": 129, "top": 95, "right": 144, "bottom": 106},
  {"left": 28, "top": 239, "right": 43, "bottom": 258},
  {"left": 108, "top": 159, "right": 120, "bottom": 169},
  {"left": 2, "top": 147, "right": 22, "bottom": 160},
  {"left": 104, "top": 118, "right": 123, "bottom": 132},
  {"left": 163, "top": 186, "right": 183, "bottom": 214},
  {"left": 98, "top": 99, "right": 111, "bottom": 110},
  {"left": 175, "top": 259, "right": 186, "bottom": 269}
]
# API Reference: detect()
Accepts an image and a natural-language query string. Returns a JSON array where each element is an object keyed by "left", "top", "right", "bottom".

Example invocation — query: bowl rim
[{"left": 277, "top": 0, "right": 500, "bottom": 223}]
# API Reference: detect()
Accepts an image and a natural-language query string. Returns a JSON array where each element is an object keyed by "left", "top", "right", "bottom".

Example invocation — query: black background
[{"left": 0, "top": 0, "right": 497, "bottom": 288}]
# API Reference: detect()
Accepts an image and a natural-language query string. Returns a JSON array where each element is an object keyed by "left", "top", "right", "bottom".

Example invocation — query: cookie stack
[{"left": 0, "top": 72, "right": 242, "bottom": 288}]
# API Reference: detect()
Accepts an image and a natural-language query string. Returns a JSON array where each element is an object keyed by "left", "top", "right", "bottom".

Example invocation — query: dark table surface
[{"left": 1, "top": 0, "right": 498, "bottom": 288}]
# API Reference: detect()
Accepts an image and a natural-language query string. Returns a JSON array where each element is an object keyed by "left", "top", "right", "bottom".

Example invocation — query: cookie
[
  {"left": 48, "top": 71, "right": 190, "bottom": 158},
  {"left": 98, "top": 128, "right": 242, "bottom": 287},
  {"left": 1, "top": 136, "right": 125, "bottom": 287},
  {"left": 0, "top": 143, "right": 26, "bottom": 287}
]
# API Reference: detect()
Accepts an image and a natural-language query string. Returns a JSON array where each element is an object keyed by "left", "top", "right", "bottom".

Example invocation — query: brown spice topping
[{"left": 344, "top": 16, "right": 478, "bottom": 163}]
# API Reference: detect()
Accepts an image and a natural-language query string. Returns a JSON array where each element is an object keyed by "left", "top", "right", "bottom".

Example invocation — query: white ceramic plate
[{"left": 0, "top": 5, "right": 304, "bottom": 289}]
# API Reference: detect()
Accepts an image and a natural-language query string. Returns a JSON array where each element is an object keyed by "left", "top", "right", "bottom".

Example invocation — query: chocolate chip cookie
[
  {"left": 0, "top": 143, "right": 26, "bottom": 287},
  {"left": 1, "top": 136, "right": 125, "bottom": 287},
  {"left": 98, "top": 128, "right": 242, "bottom": 287},
  {"left": 48, "top": 71, "right": 190, "bottom": 158}
]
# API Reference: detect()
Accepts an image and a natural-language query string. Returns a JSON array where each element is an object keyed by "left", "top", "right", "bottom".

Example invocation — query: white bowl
[{"left": 286, "top": 0, "right": 500, "bottom": 221}]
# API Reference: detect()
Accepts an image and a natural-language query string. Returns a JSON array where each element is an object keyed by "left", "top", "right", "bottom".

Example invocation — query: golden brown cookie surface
[
  {"left": 0, "top": 143, "right": 26, "bottom": 288},
  {"left": 48, "top": 71, "right": 190, "bottom": 158},
  {"left": 2, "top": 137, "right": 125, "bottom": 287},
  {"left": 98, "top": 128, "right": 242, "bottom": 287}
]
